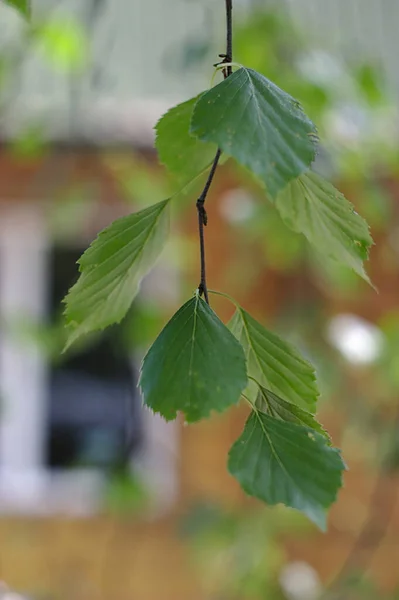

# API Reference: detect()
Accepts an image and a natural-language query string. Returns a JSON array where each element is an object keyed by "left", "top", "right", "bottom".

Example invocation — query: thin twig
[
  {"left": 225, "top": 0, "right": 233, "bottom": 73},
  {"left": 196, "top": 0, "right": 233, "bottom": 304},
  {"left": 197, "top": 149, "right": 222, "bottom": 303}
]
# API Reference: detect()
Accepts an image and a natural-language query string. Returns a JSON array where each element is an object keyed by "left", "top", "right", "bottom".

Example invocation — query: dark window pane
[{"left": 46, "top": 246, "right": 142, "bottom": 470}]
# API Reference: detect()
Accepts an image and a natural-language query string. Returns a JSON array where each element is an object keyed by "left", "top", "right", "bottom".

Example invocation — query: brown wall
[{"left": 0, "top": 150, "right": 399, "bottom": 599}]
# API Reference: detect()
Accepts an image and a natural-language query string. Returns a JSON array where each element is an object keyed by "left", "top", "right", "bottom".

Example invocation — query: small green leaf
[
  {"left": 4, "top": 0, "right": 29, "bottom": 17},
  {"left": 191, "top": 67, "right": 317, "bottom": 198},
  {"left": 64, "top": 199, "right": 170, "bottom": 348},
  {"left": 140, "top": 295, "right": 247, "bottom": 423},
  {"left": 228, "top": 410, "right": 345, "bottom": 529},
  {"left": 155, "top": 95, "right": 219, "bottom": 187},
  {"left": 276, "top": 171, "right": 373, "bottom": 283},
  {"left": 229, "top": 307, "right": 318, "bottom": 412},
  {"left": 257, "top": 386, "right": 329, "bottom": 440}
]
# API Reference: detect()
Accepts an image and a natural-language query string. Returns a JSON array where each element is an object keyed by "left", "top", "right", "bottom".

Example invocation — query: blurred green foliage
[
  {"left": 33, "top": 17, "right": 88, "bottom": 72},
  {"left": 180, "top": 501, "right": 312, "bottom": 600},
  {"left": 104, "top": 470, "right": 149, "bottom": 516}
]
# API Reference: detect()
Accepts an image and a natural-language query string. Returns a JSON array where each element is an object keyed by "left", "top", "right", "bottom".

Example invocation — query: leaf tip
[
  {"left": 310, "top": 509, "right": 328, "bottom": 532},
  {"left": 62, "top": 323, "right": 81, "bottom": 353}
]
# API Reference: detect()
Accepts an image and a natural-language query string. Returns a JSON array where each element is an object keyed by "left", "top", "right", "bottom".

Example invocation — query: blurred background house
[{"left": 1, "top": 0, "right": 399, "bottom": 599}]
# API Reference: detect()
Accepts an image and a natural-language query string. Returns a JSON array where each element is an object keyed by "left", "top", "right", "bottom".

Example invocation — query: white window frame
[{"left": 0, "top": 203, "right": 179, "bottom": 516}]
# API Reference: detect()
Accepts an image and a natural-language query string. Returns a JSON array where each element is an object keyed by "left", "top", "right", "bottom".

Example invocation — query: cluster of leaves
[
  {"left": 177, "top": 8, "right": 392, "bottom": 297},
  {"left": 62, "top": 63, "right": 374, "bottom": 529},
  {"left": 6, "top": 0, "right": 373, "bottom": 528}
]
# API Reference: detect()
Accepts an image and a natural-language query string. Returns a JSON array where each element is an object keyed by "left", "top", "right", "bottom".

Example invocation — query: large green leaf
[
  {"left": 257, "top": 386, "right": 328, "bottom": 440},
  {"left": 140, "top": 295, "right": 247, "bottom": 423},
  {"left": 64, "top": 199, "right": 170, "bottom": 348},
  {"left": 228, "top": 410, "right": 345, "bottom": 529},
  {"left": 276, "top": 171, "right": 373, "bottom": 282},
  {"left": 191, "top": 67, "right": 317, "bottom": 198},
  {"left": 4, "top": 0, "right": 29, "bottom": 17},
  {"left": 155, "top": 95, "right": 219, "bottom": 187},
  {"left": 229, "top": 307, "right": 318, "bottom": 412}
]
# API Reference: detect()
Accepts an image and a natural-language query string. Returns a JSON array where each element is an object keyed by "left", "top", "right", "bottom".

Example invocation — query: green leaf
[
  {"left": 228, "top": 410, "right": 345, "bottom": 529},
  {"left": 155, "top": 95, "right": 219, "bottom": 187},
  {"left": 229, "top": 307, "right": 318, "bottom": 412},
  {"left": 4, "top": 0, "right": 29, "bottom": 17},
  {"left": 257, "top": 386, "right": 329, "bottom": 440},
  {"left": 191, "top": 67, "right": 317, "bottom": 198},
  {"left": 64, "top": 199, "right": 170, "bottom": 348},
  {"left": 140, "top": 295, "right": 247, "bottom": 423},
  {"left": 276, "top": 171, "right": 373, "bottom": 283}
]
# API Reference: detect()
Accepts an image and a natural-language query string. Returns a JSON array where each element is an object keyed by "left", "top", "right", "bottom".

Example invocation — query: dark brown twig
[{"left": 196, "top": 0, "right": 233, "bottom": 304}]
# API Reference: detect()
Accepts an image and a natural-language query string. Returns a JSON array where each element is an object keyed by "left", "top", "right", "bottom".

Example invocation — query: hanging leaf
[
  {"left": 228, "top": 410, "right": 345, "bottom": 529},
  {"left": 191, "top": 67, "right": 317, "bottom": 198},
  {"left": 257, "top": 386, "right": 329, "bottom": 440},
  {"left": 155, "top": 95, "right": 219, "bottom": 187},
  {"left": 64, "top": 199, "right": 170, "bottom": 348},
  {"left": 140, "top": 295, "right": 247, "bottom": 422},
  {"left": 229, "top": 307, "right": 318, "bottom": 412},
  {"left": 3, "top": 0, "right": 29, "bottom": 17},
  {"left": 276, "top": 171, "right": 373, "bottom": 283}
]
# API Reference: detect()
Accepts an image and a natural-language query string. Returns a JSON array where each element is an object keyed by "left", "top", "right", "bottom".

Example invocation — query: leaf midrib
[
  {"left": 187, "top": 295, "right": 200, "bottom": 405},
  {"left": 253, "top": 410, "right": 303, "bottom": 500},
  {"left": 254, "top": 412, "right": 335, "bottom": 502}
]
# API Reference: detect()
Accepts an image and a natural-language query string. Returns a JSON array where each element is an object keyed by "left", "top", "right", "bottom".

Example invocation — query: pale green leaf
[
  {"left": 228, "top": 410, "right": 345, "bottom": 529},
  {"left": 64, "top": 200, "right": 170, "bottom": 348},
  {"left": 4, "top": 0, "right": 29, "bottom": 17},
  {"left": 140, "top": 295, "right": 247, "bottom": 423},
  {"left": 276, "top": 171, "right": 373, "bottom": 282},
  {"left": 229, "top": 307, "right": 318, "bottom": 412},
  {"left": 191, "top": 67, "right": 317, "bottom": 198},
  {"left": 155, "top": 95, "right": 219, "bottom": 187},
  {"left": 257, "top": 386, "right": 329, "bottom": 440}
]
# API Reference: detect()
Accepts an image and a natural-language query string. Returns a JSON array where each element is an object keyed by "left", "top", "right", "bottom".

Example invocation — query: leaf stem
[
  {"left": 247, "top": 374, "right": 261, "bottom": 387},
  {"left": 197, "top": 149, "right": 221, "bottom": 304},
  {"left": 208, "top": 288, "right": 239, "bottom": 306},
  {"left": 242, "top": 393, "right": 256, "bottom": 411},
  {"left": 196, "top": 0, "right": 233, "bottom": 304},
  {"left": 210, "top": 62, "right": 242, "bottom": 88}
]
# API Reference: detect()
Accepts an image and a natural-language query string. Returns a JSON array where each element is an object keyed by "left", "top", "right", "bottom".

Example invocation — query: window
[
  {"left": 0, "top": 203, "right": 178, "bottom": 515},
  {"left": 46, "top": 246, "right": 142, "bottom": 472}
]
